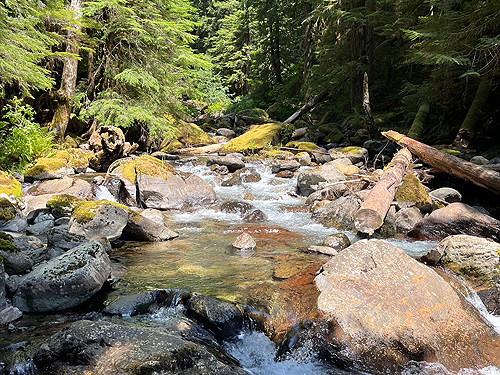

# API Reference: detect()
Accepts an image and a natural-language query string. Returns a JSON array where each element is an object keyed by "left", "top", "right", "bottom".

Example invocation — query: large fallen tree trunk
[
  {"left": 284, "top": 90, "right": 329, "bottom": 124},
  {"left": 354, "top": 147, "right": 412, "bottom": 235},
  {"left": 382, "top": 130, "right": 500, "bottom": 194},
  {"left": 174, "top": 143, "right": 227, "bottom": 155},
  {"left": 407, "top": 101, "right": 430, "bottom": 140}
]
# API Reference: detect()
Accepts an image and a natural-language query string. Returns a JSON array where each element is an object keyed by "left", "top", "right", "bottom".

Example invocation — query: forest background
[{"left": 0, "top": 0, "right": 498, "bottom": 171}]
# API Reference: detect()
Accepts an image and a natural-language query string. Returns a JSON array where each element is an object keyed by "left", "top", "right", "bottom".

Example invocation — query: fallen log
[
  {"left": 284, "top": 90, "right": 329, "bottom": 124},
  {"left": 173, "top": 142, "right": 227, "bottom": 155},
  {"left": 382, "top": 130, "right": 500, "bottom": 195},
  {"left": 354, "top": 148, "right": 412, "bottom": 235}
]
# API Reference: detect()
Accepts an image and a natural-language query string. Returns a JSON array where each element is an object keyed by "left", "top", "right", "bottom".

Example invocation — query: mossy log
[
  {"left": 407, "top": 101, "right": 430, "bottom": 140},
  {"left": 354, "top": 148, "right": 412, "bottom": 235},
  {"left": 453, "top": 78, "right": 491, "bottom": 149},
  {"left": 383, "top": 131, "right": 500, "bottom": 194}
]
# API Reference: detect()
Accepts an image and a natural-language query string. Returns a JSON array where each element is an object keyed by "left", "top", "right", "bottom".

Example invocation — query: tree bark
[
  {"left": 362, "top": 72, "right": 378, "bottom": 138},
  {"left": 50, "top": 0, "right": 82, "bottom": 143},
  {"left": 453, "top": 77, "right": 492, "bottom": 149},
  {"left": 301, "top": 1, "right": 314, "bottom": 96},
  {"left": 383, "top": 130, "right": 500, "bottom": 194},
  {"left": 284, "top": 90, "right": 329, "bottom": 124},
  {"left": 407, "top": 101, "right": 430, "bottom": 140},
  {"left": 354, "top": 148, "right": 412, "bottom": 235}
]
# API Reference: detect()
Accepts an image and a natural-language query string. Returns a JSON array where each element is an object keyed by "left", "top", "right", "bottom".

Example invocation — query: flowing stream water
[{"left": 2, "top": 157, "right": 500, "bottom": 375}]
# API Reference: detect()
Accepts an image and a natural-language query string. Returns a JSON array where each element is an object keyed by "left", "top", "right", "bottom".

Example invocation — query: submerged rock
[
  {"left": 314, "top": 239, "right": 500, "bottom": 372},
  {"left": 33, "top": 320, "right": 248, "bottom": 375},
  {"left": 185, "top": 292, "right": 243, "bottom": 340},
  {"left": 13, "top": 239, "right": 111, "bottom": 312},
  {"left": 408, "top": 202, "right": 500, "bottom": 242}
]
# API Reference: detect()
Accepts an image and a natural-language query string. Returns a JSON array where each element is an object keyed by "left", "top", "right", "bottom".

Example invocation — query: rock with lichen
[
  {"left": 46, "top": 194, "right": 84, "bottom": 218},
  {"left": 329, "top": 146, "right": 368, "bottom": 164},
  {"left": 0, "top": 172, "right": 22, "bottom": 199},
  {"left": 68, "top": 200, "right": 129, "bottom": 241},
  {"left": 110, "top": 155, "right": 216, "bottom": 210},
  {"left": 13, "top": 239, "right": 111, "bottom": 312},
  {"left": 395, "top": 174, "right": 431, "bottom": 211},
  {"left": 0, "top": 197, "right": 27, "bottom": 233}
]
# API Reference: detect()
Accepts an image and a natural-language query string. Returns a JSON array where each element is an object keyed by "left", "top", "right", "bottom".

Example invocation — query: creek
[{"left": 1, "top": 158, "right": 499, "bottom": 375}]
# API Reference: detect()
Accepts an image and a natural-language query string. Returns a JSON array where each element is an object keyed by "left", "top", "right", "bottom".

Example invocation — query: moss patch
[
  {"left": 285, "top": 141, "right": 320, "bottom": 151},
  {"left": 0, "top": 172, "right": 22, "bottom": 198},
  {"left": 339, "top": 146, "right": 363, "bottom": 155},
  {"left": 0, "top": 232, "right": 18, "bottom": 253},
  {"left": 395, "top": 174, "right": 431, "bottom": 209},
  {"left": 24, "top": 158, "right": 68, "bottom": 178},
  {"left": 72, "top": 200, "right": 130, "bottom": 224},
  {"left": 175, "top": 120, "right": 215, "bottom": 146},
  {"left": 441, "top": 149, "right": 461, "bottom": 156},
  {"left": 47, "top": 194, "right": 84, "bottom": 216},
  {"left": 324, "top": 127, "right": 344, "bottom": 143},
  {"left": 221, "top": 123, "right": 283, "bottom": 154},
  {"left": 0, "top": 198, "right": 18, "bottom": 221},
  {"left": 237, "top": 108, "right": 269, "bottom": 120},
  {"left": 111, "top": 155, "right": 175, "bottom": 185}
]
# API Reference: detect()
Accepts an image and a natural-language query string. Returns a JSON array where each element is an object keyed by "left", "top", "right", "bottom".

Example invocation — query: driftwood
[
  {"left": 284, "top": 90, "right": 329, "bottom": 124},
  {"left": 354, "top": 148, "right": 412, "bottom": 235},
  {"left": 174, "top": 143, "right": 227, "bottom": 155},
  {"left": 382, "top": 130, "right": 500, "bottom": 195}
]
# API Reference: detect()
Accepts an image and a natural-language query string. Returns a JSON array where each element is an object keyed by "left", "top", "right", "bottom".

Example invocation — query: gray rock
[
  {"left": 0, "top": 235, "right": 33, "bottom": 275},
  {"left": 305, "top": 184, "right": 348, "bottom": 206},
  {"left": 306, "top": 245, "right": 339, "bottom": 256},
  {"left": 221, "top": 172, "right": 242, "bottom": 186},
  {"left": 33, "top": 320, "right": 248, "bottom": 375},
  {"left": 124, "top": 211, "right": 178, "bottom": 241},
  {"left": 47, "top": 227, "right": 86, "bottom": 253},
  {"left": 54, "top": 217, "right": 70, "bottom": 226},
  {"left": 5, "top": 274, "right": 20, "bottom": 295},
  {"left": 429, "top": 187, "right": 462, "bottom": 203},
  {"left": 329, "top": 146, "right": 368, "bottom": 164},
  {"left": 185, "top": 292, "right": 243, "bottom": 339},
  {"left": 239, "top": 168, "right": 261, "bottom": 183},
  {"left": 0, "top": 201, "right": 28, "bottom": 233},
  {"left": 13, "top": 239, "right": 112, "bottom": 312},
  {"left": 34, "top": 211, "right": 55, "bottom": 224},
  {"left": 12, "top": 236, "right": 43, "bottom": 252},
  {"left": 27, "top": 219, "right": 55, "bottom": 235},
  {"left": 68, "top": 202, "right": 129, "bottom": 241},
  {"left": 0, "top": 261, "right": 6, "bottom": 309},
  {"left": 296, "top": 161, "right": 348, "bottom": 196},
  {"left": 311, "top": 196, "right": 360, "bottom": 231},
  {"left": 216, "top": 128, "right": 236, "bottom": 138},
  {"left": 293, "top": 152, "right": 312, "bottom": 166},
  {"left": 0, "top": 306, "right": 22, "bottom": 324},
  {"left": 220, "top": 201, "right": 255, "bottom": 217},
  {"left": 206, "top": 155, "right": 245, "bottom": 172},
  {"left": 232, "top": 233, "right": 256, "bottom": 251},
  {"left": 311, "top": 148, "right": 332, "bottom": 164},
  {"left": 322, "top": 233, "right": 351, "bottom": 251},
  {"left": 243, "top": 209, "right": 266, "bottom": 222},
  {"left": 104, "top": 292, "right": 156, "bottom": 316},
  {"left": 470, "top": 155, "right": 489, "bottom": 165},
  {"left": 271, "top": 160, "right": 301, "bottom": 174},
  {"left": 423, "top": 235, "right": 500, "bottom": 312},
  {"left": 394, "top": 206, "right": 423, "bottom": 234}
]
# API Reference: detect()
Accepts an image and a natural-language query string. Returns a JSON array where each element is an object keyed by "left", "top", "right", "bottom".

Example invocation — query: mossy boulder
[
  {"left": 174, "top": 120, "right": 216, "bottom": 146},
  {"left": 285, "top": 141, "right": 320, "bottom": 151},
  {"left": 68, "top": 200, "right": 130, "bottom": 241},
  {"left": 46, "top": 194, "right": 84, "bottom": 218},
  {"left": 0, "top": 232, "right": 33, "bottom": 275},
  {"left": 24, "top": 157, "right": 73, "bottom": 181},
  {"left": 324, "top": 126, "right": 344, "bottom": 144},
  {"left": 0, "top": 172, "right": 22, "bottom": 198},
  {"left": 13, "top": 239, "right": 111, "bottom": 312},
  {"left": 329, "top": 146, "right": 368, "bottom": 164},
  {"left": 0, "top": 198, "right": 27, "bottom": 233},
  {"left": 110, "top": 155, "right": 215, "bottom": 210},
  {"left": 395, "top": 174, "right": 431, "bottom": 211},
  {"left": 221, "top": 123, "right": 283, "bottom": 154}
]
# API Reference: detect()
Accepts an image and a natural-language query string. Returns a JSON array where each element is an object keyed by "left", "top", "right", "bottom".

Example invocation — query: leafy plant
[{"left": 0, "top": 97, "right": 53, "bottom": 171}]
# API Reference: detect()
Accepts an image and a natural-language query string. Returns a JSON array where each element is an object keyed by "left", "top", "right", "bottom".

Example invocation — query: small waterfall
[
  {"left": 464, "top": 290, "right": 500, "bottom": 335},
  {"left": 94, "top": 184, "right": 117, "bottom": 202}
]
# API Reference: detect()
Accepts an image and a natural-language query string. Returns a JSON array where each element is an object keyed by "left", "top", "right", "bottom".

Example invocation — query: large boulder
[
  {"left": 421, "top": 235, "right": 500, "bottom": 312},
  {"left": 124, "top": 210, "right": 178, "bottom": 241},
  {"left": 408, "top": 202, "right": 500, "bottom": 242},
  {"left": 0, "top": 232, "right": 33, "bottom": 275},
  {"left": 220, "top": 123, "right": 282, "bottom": 154},
  {"left": 27, "top": 177, "right": 93, "bottom": 200},
  {"left": 206, "top": 155, "right": 245, "bottom": 172},
  {"left": 68, "top": 200, "right": 129, "bottom": 241},
  {"left": 296, "top": 160, "right": 350, "bottom": 196},
  {"left": 110, "top": 155, "right": 216, "bottom": 210},
  {"left": 13, "top": 239, "right": 111, "bottom": 312},
  {"left": 0, "top": 197, "right": 27, "bottom": 233},
  {"left": 33, "top": 320, "right": 248, "bottom": 375},
  {"left": 314, "top": 239, "right": 500, "bottom": 372}
]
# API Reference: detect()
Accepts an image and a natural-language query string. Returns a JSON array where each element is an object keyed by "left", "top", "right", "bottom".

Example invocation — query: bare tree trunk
[
  {"left": 284, "top": 90, "right": 330, "bottom": 124},
  {"left": 362, "top": 72, "right": 378, "bottom": 138},
  {"left": 354, "top": 148, "right": 412, "bottom": 235},
  {"left": 383, "top": 130, "right": 500, "bottom": 194},
  {"left": 407, "top": 101, "right": 430, "bottom": 140},
  {"left": 453, "top": 77, "right": 491, "bottom": 149},
  {"left": 302, "top": 1, "right": 314, "bottom": 97},
  {"left": 50, "top": 0, "right": 82, "bottom": 143}
]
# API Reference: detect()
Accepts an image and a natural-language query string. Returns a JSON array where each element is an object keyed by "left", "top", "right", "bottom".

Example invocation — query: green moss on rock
[
  {"left": 395, "top": 174, "right": 431, "bottom": 209},
  {"left": 47, "top": 194, "right": 84, "bottom": 216},
  {"left": 285, "top": 141, "right": 320, "bottom": 151},
  {"left": 324, "top": 127, "right": 344, "bottom": 143},
  {"left": 0, "top": 232, "right": 18, "bottom": 253},
  {"left": 72, "top": 200, "right": 130, "bottom": 224},
  {"left": 221, "top": 123, "right": 283, "bottom": 154},
  {"left": 24, "top": 158, "right": 68, "bottom": 178},
  {"left": 175, "top": 120, "right": 215, "bottom": 146},
  {"left": 0, "top": 172, "right": 22, "bottom": 198},
  {"left": 237, "top": 108, "right": 269, "bottom": 120},
  {"left": 111, "top": 155, "right": 175, "bottom": 184}
]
